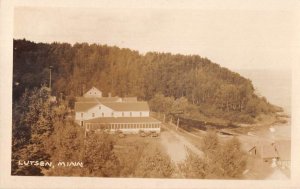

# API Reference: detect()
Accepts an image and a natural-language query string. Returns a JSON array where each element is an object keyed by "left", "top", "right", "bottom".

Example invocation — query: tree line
[{"left": 13, "top": 39, "right": 278, "bottom": 123}]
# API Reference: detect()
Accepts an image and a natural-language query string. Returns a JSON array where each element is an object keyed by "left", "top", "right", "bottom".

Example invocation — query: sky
[{"left": 13, "top": 0, "right": 299, "bottom": 70}]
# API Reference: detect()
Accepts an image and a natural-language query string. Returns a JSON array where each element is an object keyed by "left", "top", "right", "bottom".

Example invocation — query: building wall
[
  {"left": 85, "top": 122, "right": 161, "bottom": 134},
  {"left": 112, "top": 111, "right": 149, "bottom": 117},
  {"left": 75, "top": 104, "right": 150, "bottom": 122},
  {"left": 75, "top": 104, "right": 113, "bottom": 121},
  {"left": 83, "top": 87, "right": 102, "bottom": 98},
  {"left": 110, "top": 128, "right": 160, "bottom": 134}
]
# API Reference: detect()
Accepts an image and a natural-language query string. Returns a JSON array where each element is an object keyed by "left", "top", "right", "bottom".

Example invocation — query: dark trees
[
  {"left": 83, "top": 132, "right": 120, "bottom": 177},
  {"left": 13, "top": 39, "right": 277, "bottom": 123},
  {"left": 180, "top": 131, "right": 247, "bottom": 179},
  {"left": 134, "top": 144, "right": 174, "bottom": 178}
]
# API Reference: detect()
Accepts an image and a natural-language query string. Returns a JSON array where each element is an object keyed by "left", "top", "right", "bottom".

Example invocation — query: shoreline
[{"left": 230, "top": 111, "right": 291, "bottom": 141}]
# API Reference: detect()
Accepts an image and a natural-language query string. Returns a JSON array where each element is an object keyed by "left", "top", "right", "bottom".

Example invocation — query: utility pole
[
  {"left": 84, "top": 124, "right": 87, "bottom": 138},
  {"left": 49, "top": 66, "right": 53, "bottom": 92}
]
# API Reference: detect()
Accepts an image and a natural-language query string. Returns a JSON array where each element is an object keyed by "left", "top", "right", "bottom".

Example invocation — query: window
[
  {"left": 130, "top": 112, "right": 132, "bottom": 117},
  {"left": 92, "top": 113, "right": 95, "bottom": 117},
  {"left": 122, "top": 112, "right": 124, "bottom": 117},
  {"left": 140, "top": 112, "right": 142, "bottom": 117},
  {"left": 102, "top": 112, "right": 104, "bottom": 117},
  {"left": 99, "top": 106, "right": 101, "bottom": 110},
  {"left": 81, "top": 113, "right": 83, "bottom": 118},
  {"left": 111, "top": 112, "right": 114, "bottom": 117}
]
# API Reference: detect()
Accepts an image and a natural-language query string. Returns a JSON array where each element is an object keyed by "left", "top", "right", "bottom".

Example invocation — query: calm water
[
  {"left": 236, "top": 69, "right": 291, "bottom": 115},
  {"left": 236, "top": 69, "right": 291, "bottom": 140}
]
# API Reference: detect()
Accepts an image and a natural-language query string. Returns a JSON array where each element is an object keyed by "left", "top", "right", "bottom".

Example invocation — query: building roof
[
  {"left": 97, "top": 97, "right": 121, "bottom": 102},
  {"left": 76, "top": 97, "right": 121, "bottom": 103},
  {"left": 76, "top": 97, "right": 98, "bottom": 102},
  {"left": 122, "top": 97, "right": 138, "bottom": 102},
  {"left": 101, "top": 101, "right": 150, "bottom": 111},
  {"left": 75, "top": 102, "right": 99, "bottom": 112},
  {"left": 85, "top": 117, "right": 161, "bottom": 124},
  {"left": 275, "top": 140, "right": 291, "bottom": 161},
  {"left": 261, "top": 144, "right": 279, "bottom": 159},
  {"left": 84, "top": 86, "right": 102, "bottom": 94}
]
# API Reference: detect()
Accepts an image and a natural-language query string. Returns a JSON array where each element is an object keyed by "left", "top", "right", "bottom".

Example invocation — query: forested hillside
[{"left": 13, "top": 39, "right": 278, "bottom": 123}]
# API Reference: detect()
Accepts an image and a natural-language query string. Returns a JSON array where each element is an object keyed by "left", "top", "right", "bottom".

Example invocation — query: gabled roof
[
  {"left": 261, "top": 144, "right": 279, "bottom": 159},
  {"left": 76, "top": 97, "right": 121, "bottom": 103},
  {"left": 85, "top": 117, "right": 161, "bottom": 124},
  {"left": 122, "top": 97, "right": 138, "bottom": 102},
  {"left": 275, "top": 140, "right": 291, "bottom": 160},
  {"left": 101, "top": 101, "right": 149, "bottom": 111},
  {"left": 97, "top": 97, "right": 121, "bottom": 102},
  {"left": 75, "top": 102, "right": 99, "bottom": 112},
  {"left": 83, "top": 87, "right": 102, "bottom": 97},
  {"left": 76, "top": 97, "right": 98, "bottom": 102}
]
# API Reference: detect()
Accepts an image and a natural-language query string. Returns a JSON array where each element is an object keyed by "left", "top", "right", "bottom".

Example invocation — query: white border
[{"left": 1, "top": 0, "right": 300, "bottom": 188}]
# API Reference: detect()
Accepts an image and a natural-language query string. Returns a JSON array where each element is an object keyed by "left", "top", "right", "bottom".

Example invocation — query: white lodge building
[{"left": 74, "top": 87, "right": 161, "bottom": 133}]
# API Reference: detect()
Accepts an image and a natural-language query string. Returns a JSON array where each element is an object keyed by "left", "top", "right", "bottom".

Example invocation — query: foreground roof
[
  {"left": 85, "top": 117, "right": 161, "bottom": 124},
  {"left": 122, "top": 97, "right": 138, "bottom": 102},
  {"left": 261, "top": 144, "right": 279, "bottom": 159},
  {"left": 275, "top": 140, "right": 291, "bottom": 160},
  {"left": 101, "top": 101, "right": 150, "bottom": 111},
  {"left": 75, "top": 102, "right": 99, "bottom": 112},
  {"left": 76, "top": 97, "right": 121, "bottom": 103}
]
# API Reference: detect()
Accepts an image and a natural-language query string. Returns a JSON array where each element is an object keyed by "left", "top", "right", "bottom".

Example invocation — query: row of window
[
  {"left": 85, "top": 123, "right": 160, "bottom": 130},
  {"left": 81, "top": 112, "right": 144, "bottom": 118}
]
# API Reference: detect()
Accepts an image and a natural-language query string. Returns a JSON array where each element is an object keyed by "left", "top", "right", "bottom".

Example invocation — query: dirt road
[{"left": 160, "top": 125, "right": 203, "bottom": 164}]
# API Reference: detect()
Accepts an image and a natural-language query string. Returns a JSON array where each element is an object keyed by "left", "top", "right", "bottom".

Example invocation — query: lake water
[
  {"left": 236, "top": 69, "right": 291, "bottom": 115},
  {"left": 236, "top": 69, "right": 291, "bottom": 140}
]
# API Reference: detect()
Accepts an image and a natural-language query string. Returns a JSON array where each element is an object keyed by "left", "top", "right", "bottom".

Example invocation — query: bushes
[
  {"left": 180, "top": 130, "right": 247, "bottom": 179},
  {"left": 83, "top": 132, "right": 120, "bottom": 177},
  {"left": 134, "top": 144, "right": 174, "bottom": 178}
]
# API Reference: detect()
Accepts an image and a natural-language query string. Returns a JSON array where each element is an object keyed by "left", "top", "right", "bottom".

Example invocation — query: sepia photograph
[{"left": 1, "top": 0, "right": 300, "bottom": 188}]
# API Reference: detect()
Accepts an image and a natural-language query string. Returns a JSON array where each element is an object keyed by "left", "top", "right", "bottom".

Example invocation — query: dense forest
[
  {"left": 12, "top": 39, "right": 258, "bottom": 177},
  {"left": 13, "top": 39, "right": 278, "bottom": 124}
]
